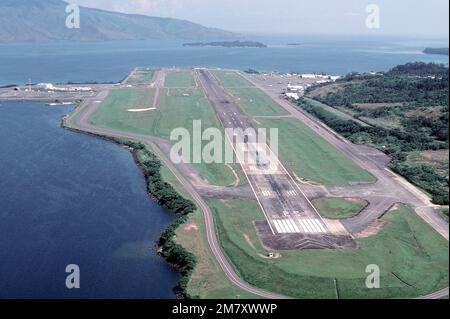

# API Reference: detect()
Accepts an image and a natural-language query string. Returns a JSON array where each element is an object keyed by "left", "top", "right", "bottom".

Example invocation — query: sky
[{"left": 68, "top": 0, "right": 449, "bottom": 38}]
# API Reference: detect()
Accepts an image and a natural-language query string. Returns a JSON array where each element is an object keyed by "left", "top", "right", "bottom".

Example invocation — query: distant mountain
[
  {"left": 423, "top": 48, "right": 449, "bottom": 56},
  {"left": 0, "top": 0, "right": 238, "bottom": 42}
]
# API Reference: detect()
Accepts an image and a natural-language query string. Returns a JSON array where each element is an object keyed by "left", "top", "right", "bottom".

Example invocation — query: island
[
  {"left": 423, "top": 48, "right": 449, "bottom": 56},
  {"left": 183, "top": 40, "right": 267, "bottom": 48}
]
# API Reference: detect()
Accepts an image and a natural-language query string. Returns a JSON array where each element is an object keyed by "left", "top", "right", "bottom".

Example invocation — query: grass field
[
  {"left": 212, "top": 70, "right": 254, "bottom": 88},
  {"left": 91, "top": 87, "right": 236, "bottom": 186},
  {"left": 126, "top": 68, "right": 155, "bottom": 84},
  {"left": 256, "top": 118, "right": 374, "bottom": 185},
  {"left": 208, "top": 198, "right": 449, "bottom": 299},
  {"left": 312, "top": 197, "right": 368, "bottom": 219},
  {"left": 304, "top": 97, "right": 370, "bottom": 127},
  {"left": 159, "top": 165, "right": 258, "bottom": 299},
  {"left": 165, "top": 70, "right": 196, "bottom": 88},
  {"left": 90, "top": 89, "right": 156, "bottom": 134},
  {"left": 227, "top": 88, "right": 289, "bottom": 117}
]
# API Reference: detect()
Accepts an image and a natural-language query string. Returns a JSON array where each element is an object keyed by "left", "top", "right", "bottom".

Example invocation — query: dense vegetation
[
  {"left": 317, "top": 63, "right": 449, "bottom": 107},
  {"left": 302, "top": 62, "right": 449, "bottom": 205},
  {"left": 118, "top": 139, "right": 197, "bottom": 298}
]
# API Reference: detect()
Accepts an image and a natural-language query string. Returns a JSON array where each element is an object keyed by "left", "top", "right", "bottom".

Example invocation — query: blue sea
[
  {"left": 0, "top": 102, "right": 178, "bottom": 298},
  {"left": 0, "top": 35, "right": 448, "bottom": 298},
  {"left": 0, "top": 35, "right": 448, "bottom": 85}
]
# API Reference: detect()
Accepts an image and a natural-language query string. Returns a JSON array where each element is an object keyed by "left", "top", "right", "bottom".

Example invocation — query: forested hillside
[{"left": 301, "top": 62, "right": 449, "bottom": 205}]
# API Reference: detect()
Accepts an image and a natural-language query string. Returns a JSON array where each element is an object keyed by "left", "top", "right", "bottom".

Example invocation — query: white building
[
  {"left": 286, "top": 92, "right": 300, "bottom": 100},
  {"left": 287, "top": 84, "right": 304, "bottom": 92}
]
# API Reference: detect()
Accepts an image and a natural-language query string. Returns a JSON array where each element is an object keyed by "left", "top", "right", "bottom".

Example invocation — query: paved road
[
  {"left": 198, "top": 69, "right": 330, "bottom": 238},
  {"left": 62, "top": 69, "right": 448, "bottom": 299},
  {"left": 238, "top": 71, "right": 449, "bottom": 239},
  {"left": 417, "top": 287, "right": 449, "bottom": 299},
  {"left": 237, "top": 70, "right": 449, "bottom": 299},
  {"left": 64, "top": 85, "right": 290, "bottom": 300}
]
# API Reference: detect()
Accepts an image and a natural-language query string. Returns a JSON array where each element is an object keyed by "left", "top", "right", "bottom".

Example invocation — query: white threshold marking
[
  {"left": 262, "top": 190, "right": 272, "bottom": 197},
  {"left": 305, "top": 219, "right": 320, "bottom": 233},
  {"left": 273, "top": 219, "right": 302, "bottom": 234},
  {"left": 298, "top": 219, "right": 327, "bottom": 234},
  {"left": 273, "top": 220, "right": 287, "bottom": 233},
  {"left": 299, "top": 219, "right": 312, "bottom": 233},
  {"left": 290, "top": 219, "right": 300, "bottom": 232},
  {"left": 281, "top": 220, "right": 294, "bottom": 233}
]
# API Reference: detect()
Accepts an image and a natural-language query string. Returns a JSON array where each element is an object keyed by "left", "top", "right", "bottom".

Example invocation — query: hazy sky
[{"left": 69, "top": 0, "right": 449, "bottom": 37}]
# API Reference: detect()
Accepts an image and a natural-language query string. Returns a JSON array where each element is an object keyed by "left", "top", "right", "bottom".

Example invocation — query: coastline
[
  {"left": 61, "top": 111, "right": 197, "bottom": 299},
  {"left": 23, "top": 63, "right": 448, "bottom": 299}
]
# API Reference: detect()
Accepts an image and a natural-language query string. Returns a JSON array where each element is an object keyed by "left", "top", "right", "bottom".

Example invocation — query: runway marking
[
  {"left": 298, "top": 219, "right": 327, "bottom": 234},
  {"left": 289, "top": 220, "right": 300, "bottom": 233},
  {"left": 286, "top": 190, "right": 297, "bottom": 196},
  {"left": 299, "top": 219, "right": 313, "bottom": 233},
  {"left": 305, "top": 219, "right": 320, "bottom": 233},
  {"left": 273, "top": 219, "right": 303, "bottom": 234},
  {"left": 285, "top": 219, "right": 298, "bottom": 233},
  {"left": 262, "top": 190, "right": 272, "bottom": 197},
  {"left": 273, "top": 220, "right": 288, "bottom": 233},
  {"left": 312, "top": 219, "right": 327, "bottom": 232},
  {"left": 281, "top": 220, "right": 294, "bottom": 233}
]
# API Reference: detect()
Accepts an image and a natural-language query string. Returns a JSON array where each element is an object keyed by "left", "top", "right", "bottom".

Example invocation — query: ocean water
[
  {"left": 0, "top": 35, "right": 448, "bottom": 85},
  {"left": 0, "top": 102, "right": 178, "bottom": 298},
  {"left": 0, "top": 35, "right": 448, "bottom": 298}
]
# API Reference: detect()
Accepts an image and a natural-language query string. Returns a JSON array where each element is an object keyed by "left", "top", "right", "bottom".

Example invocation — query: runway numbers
[{"left": 273, "top": 218, "right": 327, "bottom": 234}]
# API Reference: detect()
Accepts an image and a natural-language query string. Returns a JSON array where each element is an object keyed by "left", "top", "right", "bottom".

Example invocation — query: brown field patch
[
  {"left": 307, "top": 83, "right": 345, "bottom": 98},
  {"left": 353, "top": 102, "right": 403, "bottom": 110},
  {"left": 183, "top": 223, "right": 199, "bottom": 232},
  {"left": 405, "top": 106, "right": 444, "bottom": 119},
  {"left": 420, "top": 150, "right": 449, "bottom": 164}
]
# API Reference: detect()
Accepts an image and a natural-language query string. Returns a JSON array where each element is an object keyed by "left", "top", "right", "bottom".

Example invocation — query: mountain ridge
[{"left": 0, "top": 0, "right": 238, "bottom": 42}]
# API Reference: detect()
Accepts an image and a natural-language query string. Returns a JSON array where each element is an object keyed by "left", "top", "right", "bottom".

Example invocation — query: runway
[{"left": 197, "top": 69, "right": 329, "bottom": 236}]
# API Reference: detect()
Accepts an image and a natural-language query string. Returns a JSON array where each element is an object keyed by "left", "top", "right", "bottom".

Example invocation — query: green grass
[
  {"left": 90, "top": 87, "right": 236, "bottom": 187},
  {"left": 159, "top": 164, "right": 259, "bottom": 298},
  {"left": 126, "top": 68, "right": 155, "bottom": 84},
  {"left": 165, "top": 70, "right": 196, "bottom": 88},
  {"left": 228, "top": 88, "right": 289, "bottom": 117},
  {"left": 312, "top": 197, "right": 368, "bottom": 219},
  {"left": 212, "top": 70, "right": 254, "bottom": 88},
  {"left": 304, "top": 97, "right": 370, "bottom": 127},
  {"left": 90, "top": 88, "right": 156, "bottom": 134},
  {"left": 256, "top": 118, "right": 375, "bottom": 185},
  {"left": 176, "top": 209, "right": 261, "bottom": 299},
  {"left": 208, "top": 198, "right": 449, "bottom": 299}
]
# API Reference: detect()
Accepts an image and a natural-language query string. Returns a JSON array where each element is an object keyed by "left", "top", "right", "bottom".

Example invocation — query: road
[
  {"left": 197, "top": 69, "right": 359, "bottom": 250},
  {"left": 63, "top": 83, "right": 290, "bottom": 300},
  {"left": 38, "top": 67, "right": 449, "bottom": 299},
  {"left": 238, "top": 70, "right": 449, "bottom": 240}
]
